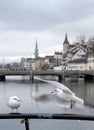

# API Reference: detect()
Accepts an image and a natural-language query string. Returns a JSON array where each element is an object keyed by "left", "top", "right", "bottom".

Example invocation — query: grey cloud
[
  {"left": 0, "top": 0, "right": 94, "bottom": 59},
  {"left": 0, "top": 0, "right": 94, "bottom": 31}
]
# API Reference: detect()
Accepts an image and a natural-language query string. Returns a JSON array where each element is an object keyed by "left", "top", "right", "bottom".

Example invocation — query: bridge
[
  {"left": 0, "top": 69, "right": 93, "bottom": 81},
  {"left": 32, "top": 70, "right": 94, "bottom": 81},
  {"left": 0, "top": 70, "right": 31, "bottom": 81}
]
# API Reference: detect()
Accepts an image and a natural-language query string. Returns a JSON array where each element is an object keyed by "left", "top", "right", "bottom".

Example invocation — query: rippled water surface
[{"left": 0, "top": 76, "right": 94, "bottom": 130}]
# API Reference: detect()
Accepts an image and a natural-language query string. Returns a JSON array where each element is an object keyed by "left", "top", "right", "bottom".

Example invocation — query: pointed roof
[
  {"left": 63, "top": 33, "right": 69, "bottom": 44},
  {"left": 34, "top": 39, "right": 39, "bottom": 59},
  {"left": 35, "top": 39, "right": 38, "bottom": 54}
]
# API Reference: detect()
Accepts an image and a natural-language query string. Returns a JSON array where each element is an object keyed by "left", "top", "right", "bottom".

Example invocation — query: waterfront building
[
  {"left": 20, "top": 58, "right": 35, "bottom": 70},
  {"left": 35, "top": 55, "right": 55, "bottom": 70},
  {"left": 20, "top": 55, "right": 55, "bottom": 71},
  {"left": 87, "top": 53, "right": 94, "bottom": 70},
  {"left": 62, "top": 33, "right": 89, "bottom": 70},
  {"left": 67, "top": 59, "right": 87, "bottom": 71},
  {"left": 20, "top": 34, "right": 94, "bottom": 71},
  {"left": 45, "top": 55, "right": 55, "bottom": 69},
  {"left": 62, "top": 34, "right": 87, "bottom": 62},
  {"left": 54, "top": 52, "right": 63, "bottom": 66}
]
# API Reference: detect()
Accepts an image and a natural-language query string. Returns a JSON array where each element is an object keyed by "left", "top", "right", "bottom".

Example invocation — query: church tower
[
  {"left": 63, "top": 33, "right": 70, "bottom": 54},
  {"left": 34, "top": 39, "right": 39, "bottom": 59}
]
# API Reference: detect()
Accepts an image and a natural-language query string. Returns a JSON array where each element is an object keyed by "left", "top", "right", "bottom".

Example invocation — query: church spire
[
  {"left": 34, "top": 39, "right": 39, "bottom": 59},
  {"left": 63, "top": 33, "right": 70, "bottom": 54},
  {"left": 63, "top": 32, "right": 69, "bottom": 44}
]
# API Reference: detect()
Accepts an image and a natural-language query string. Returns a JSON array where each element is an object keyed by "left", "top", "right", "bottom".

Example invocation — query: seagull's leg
[
  {"left": 16, "top": 108, "right": 18, "bottom": 113},
  {"left": 70, "top": 100, "right": 73, "bottom": 109}
]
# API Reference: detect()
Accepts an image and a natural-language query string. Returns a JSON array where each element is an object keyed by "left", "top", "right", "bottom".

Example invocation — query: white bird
[
  {"left": 33, "top": 76, "right": 84, "bottom": 109},
  {"left": 7, "top": 96, "right": 21, "bottom": 113},
  {"left": 32, "top": 92, "right": 73, "bottom": 109}
]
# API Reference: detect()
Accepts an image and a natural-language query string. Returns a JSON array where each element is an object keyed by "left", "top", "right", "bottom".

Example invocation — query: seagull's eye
[{"left": 14, "top": 98, "right": 18, "bottom": 100}]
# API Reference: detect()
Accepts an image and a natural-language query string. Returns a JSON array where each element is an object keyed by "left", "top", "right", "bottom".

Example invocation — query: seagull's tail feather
[
  {"left": 73, "top": 95, "right": 84, "bottom": 104},
  {"left": 34, "top": 76, "right": 47, "bottom": 83}
]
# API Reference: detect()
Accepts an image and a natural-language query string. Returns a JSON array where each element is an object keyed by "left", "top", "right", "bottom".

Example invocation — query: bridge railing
[
  {"left": 0, "top": 70, "right": 31, "bottom": 75},
  {"left": 0, "top": 69, "right": 93, "bottom": 78},
  {"left": 0, "top": 113, "right": 94, "bottom": 130},
  {"left": 0, "top": 69, "right": 92, "bottom": 74}
]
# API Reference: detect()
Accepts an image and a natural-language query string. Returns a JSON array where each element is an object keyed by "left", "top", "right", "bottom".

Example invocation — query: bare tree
[
  {"left": 87, "top": 36, "right": 94, "bottom": 48},
  {"left": 76, "top": 34, "right": 87, "bottom": 44}
]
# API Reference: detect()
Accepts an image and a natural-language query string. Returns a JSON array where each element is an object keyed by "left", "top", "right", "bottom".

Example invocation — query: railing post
[{"left": 25, "top": 118, "right": 29, "bottom": 130}]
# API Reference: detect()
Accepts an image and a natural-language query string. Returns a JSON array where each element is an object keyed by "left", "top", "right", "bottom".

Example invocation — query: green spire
[{"left": 35, "top": 39, "right": 39, "bottom": 58}]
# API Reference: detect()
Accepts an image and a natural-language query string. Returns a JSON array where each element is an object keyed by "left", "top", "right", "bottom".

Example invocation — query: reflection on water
[
  {"left": 0, "top": 76, "right": 94, "bottom": 130},
  {"left": 63, "top": 79, "right": 94, "bottom": 107}
]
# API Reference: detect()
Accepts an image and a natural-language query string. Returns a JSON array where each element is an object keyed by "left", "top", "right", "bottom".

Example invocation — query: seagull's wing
[
  {"left": 32, "top": 93, "right": 55, "bottom": 103},
  {"left": 34, "top": 76, "right": 75, "bottom": 95},
  {"left": 31, "top": 93, "right": 71, "bottom": 108},
  {"left": 72, "top": 95, "right": 84, "bottom": 104},
  {"left": 34, "top": 76, "right": 47, "bottom": 82},
  {"left": 34, "top": 76, "right": 84, "bottom": 105}
]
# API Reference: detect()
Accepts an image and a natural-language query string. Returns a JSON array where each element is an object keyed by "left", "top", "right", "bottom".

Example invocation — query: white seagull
[
  {"left": 33, "top": 77, "right": 84, "bottom": 109},
  {"left": 7, "top": 96, "right": 21, "bottom": 113}
]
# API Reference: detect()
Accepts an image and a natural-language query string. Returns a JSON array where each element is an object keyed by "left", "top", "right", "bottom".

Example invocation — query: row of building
[{"left": 19, "top": 33, "right": 94, "bottom": 71}]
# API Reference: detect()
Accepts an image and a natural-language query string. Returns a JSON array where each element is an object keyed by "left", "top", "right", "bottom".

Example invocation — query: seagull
[
  {"left": 32, "top": 92, "right": 73, "bottom": 109},
  {"left": 33, "top": 76, "right": 84, "bottom": 109},
  {"left": 7, "top": 96, "right": 21, "bottom": 113},
  {"left": 50, "top": 88, "right": 83, "bottom": 109}
]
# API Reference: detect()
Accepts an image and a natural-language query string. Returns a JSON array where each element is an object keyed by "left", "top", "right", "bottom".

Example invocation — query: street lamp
[{"left": 2, "top": 56, "right": 4, "bottom": 69}]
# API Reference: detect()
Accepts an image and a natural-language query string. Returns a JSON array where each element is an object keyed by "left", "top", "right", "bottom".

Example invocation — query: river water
[{"left": 0, "top": 76, "right": 94, "bottom": 130}]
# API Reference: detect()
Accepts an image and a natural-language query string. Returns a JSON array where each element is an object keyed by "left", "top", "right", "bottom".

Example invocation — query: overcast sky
[{"left": 0, "top": 0, "right": 94, "bottom": 62}]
